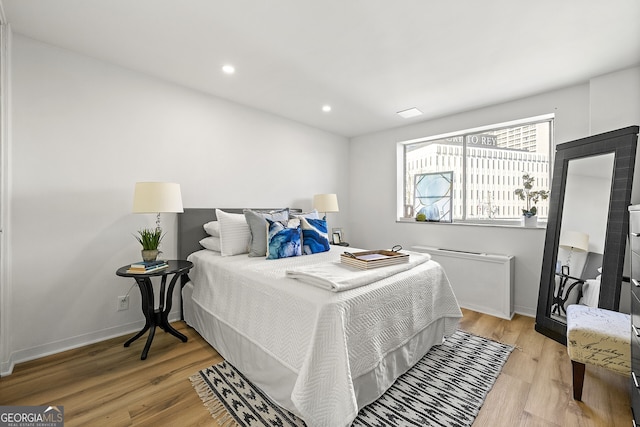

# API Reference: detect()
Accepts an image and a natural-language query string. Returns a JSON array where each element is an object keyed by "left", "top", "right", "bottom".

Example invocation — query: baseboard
[
  {"left": 0, "top": 354, "right": 14, "bottom": 377},
  {"left": 1, "top": 310, "right": 181, "bottom": 376},
  {"left": 514, "top": 305, "right": 536, "bottom": 318},
  {"left": 460, "top": 303, "right": 513, "bottom": 320}
]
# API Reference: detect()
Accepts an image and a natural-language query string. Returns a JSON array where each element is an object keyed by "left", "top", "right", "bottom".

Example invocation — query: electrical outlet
[{"left": 117, "top": 295, "right": 129, "bottom": 311}]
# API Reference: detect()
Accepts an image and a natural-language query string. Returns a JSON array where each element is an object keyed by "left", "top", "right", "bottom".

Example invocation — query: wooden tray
[{"left": 340, "top": 250, "right": 409, "bottom": 269}]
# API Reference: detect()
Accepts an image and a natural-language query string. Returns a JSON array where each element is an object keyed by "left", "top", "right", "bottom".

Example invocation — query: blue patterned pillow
[
  {"left": 244, "top": 208, "right": 290, "bottom": 257},
  {"left": 300, "top": 217, "right": 330, "bottom": 255},
  {"left": 266, "top": 219, "right": 302, "bottom": 259}
]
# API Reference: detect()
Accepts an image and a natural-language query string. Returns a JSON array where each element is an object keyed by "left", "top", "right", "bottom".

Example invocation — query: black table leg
[
  {"left": 141, "top": 320, "right": 156, "bottom": 361},
  {"left": 124, "top": 325, "right": 149, "bottom": 348},
  {"left": 123, "top": 277, "right": 157, "bottom": 359},
  {"left": 124, "top": 272, "right": 187, "bottom": 360},
  {"left": 551, "top": 275, "right": 568, "bottom": 316},
  {"left": 124, "top": 277, "right": 153, "bottom": 349},
  {"left": 159, "top": 273, "right": 188, "bottom": 342}
]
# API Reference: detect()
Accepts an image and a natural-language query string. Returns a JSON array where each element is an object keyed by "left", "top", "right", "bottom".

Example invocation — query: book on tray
[{"left": 340, "top": 250, "right": 409, "bottom": 269}]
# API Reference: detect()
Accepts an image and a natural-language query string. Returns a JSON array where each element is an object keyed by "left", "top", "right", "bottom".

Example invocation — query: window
[{"left": 399, "top": 114, "right": 553, "bottom": 222}]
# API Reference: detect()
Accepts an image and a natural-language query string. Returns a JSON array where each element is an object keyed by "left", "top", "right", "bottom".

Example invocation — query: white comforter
[{"left": 187, "top": 246, "right": 461, "bottom": 427}]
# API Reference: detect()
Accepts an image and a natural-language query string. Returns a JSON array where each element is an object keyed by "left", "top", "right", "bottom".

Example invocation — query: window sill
[{"left": 396, "top": 217, "right": 547, "bottom": 229}]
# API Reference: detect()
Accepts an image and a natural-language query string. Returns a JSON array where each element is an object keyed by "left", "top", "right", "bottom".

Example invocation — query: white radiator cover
[{"left": 413, "top": 246, "right": 515, "bottom": 320}]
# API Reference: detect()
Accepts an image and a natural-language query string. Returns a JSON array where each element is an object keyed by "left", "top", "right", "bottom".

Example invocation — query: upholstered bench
[{"left": 566, "top": 304, "right": 631, "bottom": 401}]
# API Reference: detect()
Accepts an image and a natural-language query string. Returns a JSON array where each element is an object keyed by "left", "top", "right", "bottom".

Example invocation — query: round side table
[{"left": 116, "top": 260, "right": 193, "bottom": 360}]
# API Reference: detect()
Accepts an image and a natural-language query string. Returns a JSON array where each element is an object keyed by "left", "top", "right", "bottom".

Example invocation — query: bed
[{"left": 178, "top": 208, "right": 462, "bottom": 427}]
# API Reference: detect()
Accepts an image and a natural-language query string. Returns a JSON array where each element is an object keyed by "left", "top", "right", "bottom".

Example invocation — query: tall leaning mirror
[{"left": 535, "top": 126, "right": 639, "bottom": 345}]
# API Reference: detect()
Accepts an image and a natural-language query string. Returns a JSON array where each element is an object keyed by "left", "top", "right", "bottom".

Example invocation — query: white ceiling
[{"left": 2, "top": 0, "right": 639, "bottom": 138}]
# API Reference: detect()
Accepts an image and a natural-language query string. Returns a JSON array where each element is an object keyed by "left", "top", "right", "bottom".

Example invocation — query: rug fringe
[{"left": 190, "top": 374, "right": 241, "bottom": 427}]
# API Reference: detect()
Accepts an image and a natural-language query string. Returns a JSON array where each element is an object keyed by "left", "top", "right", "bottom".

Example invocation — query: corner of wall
[
  {"left": 0, "top": 22, "right": 13, "bottom": 376},
  {"left": 589, "top": 66, "right": 640, "bottom": 135}
]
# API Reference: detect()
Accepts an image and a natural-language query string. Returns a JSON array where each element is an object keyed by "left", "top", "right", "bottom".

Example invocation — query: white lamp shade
[
  {"left": 313, "top": 193, "right": 339, "bottom": 213},
  {"left": 559, "top": 230, "right": 589, "bottom": 252},
  {"left": 133, "top": 182, "right": 184, "bottom": 213}
]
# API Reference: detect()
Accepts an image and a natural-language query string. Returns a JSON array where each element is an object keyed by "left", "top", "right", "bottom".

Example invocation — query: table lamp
[
  {"left": 313, "top": 193, "right": 339, "bottom": 220},
  {"left": 559, "top": 230, "right": 589, "bottom": 275},
  {"left": 133, "top": 182, "right": 184, "bottom": 230}
]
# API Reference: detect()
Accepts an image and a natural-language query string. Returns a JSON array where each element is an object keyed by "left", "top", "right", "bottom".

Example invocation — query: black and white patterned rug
[{"left": 190, "top": 330, "right": 513, "bottom": 427}]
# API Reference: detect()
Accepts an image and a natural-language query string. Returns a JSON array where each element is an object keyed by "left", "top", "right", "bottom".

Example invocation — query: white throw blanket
[{"left": 285, "top": 251, "right": 430, "bottom": 291}]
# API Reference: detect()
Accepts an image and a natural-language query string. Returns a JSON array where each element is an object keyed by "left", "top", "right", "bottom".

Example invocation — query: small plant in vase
[
  {"left": 135, "top": 228, "right": 164, "bottom": 261},
  {"left": 514, "top": 173, "right": 549, "bottom": 226}
]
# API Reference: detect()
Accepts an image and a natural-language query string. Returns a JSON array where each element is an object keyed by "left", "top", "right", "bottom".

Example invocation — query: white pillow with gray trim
[{"left": 216, "top": 209, "right": 251, "bottom": 256}]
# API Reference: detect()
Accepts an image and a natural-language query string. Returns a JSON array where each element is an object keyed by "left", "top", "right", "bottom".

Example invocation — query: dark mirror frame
[{"left": 535, "top": 126, "right": 639, "bottom": 345}]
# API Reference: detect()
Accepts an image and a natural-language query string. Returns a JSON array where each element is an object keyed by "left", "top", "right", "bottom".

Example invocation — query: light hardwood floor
[{"left": 0, "top": 308, "right": 631, "bottom": 426}]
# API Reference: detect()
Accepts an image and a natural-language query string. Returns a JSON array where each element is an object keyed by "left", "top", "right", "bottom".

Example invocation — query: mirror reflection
[
  {"left": 550, "top": 153, "right": 614, "bottom": 323},
  {"left": 536, "top": 126, "right": 638, "bottom": 345}
]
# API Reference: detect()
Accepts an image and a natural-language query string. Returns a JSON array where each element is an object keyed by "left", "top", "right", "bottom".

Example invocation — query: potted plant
[
  {"left": 135, "top": 228, "right": 164, "bottom": 261},
  {"left": 514, "top": 173, "right": 549, "bottom": 227}
]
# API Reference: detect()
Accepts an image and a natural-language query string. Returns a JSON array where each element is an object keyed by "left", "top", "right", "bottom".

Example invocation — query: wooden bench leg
[{"left": 572, "top": 360, "right": 585, "bottom": 401}]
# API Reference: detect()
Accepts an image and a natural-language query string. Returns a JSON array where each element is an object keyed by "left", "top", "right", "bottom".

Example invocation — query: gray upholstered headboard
[
  {"left": 177, "top": 208, "right": 302, "bottom": 260},
  {"left": 178, "top": 208, "right": 233, "bottom": 260}
]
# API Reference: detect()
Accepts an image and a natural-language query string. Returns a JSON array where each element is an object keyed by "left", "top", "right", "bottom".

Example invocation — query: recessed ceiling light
[
  {"left": 397, "top": 108, "right": 423, "bottom": 119},
  {"left": 322, "top": 105, "right": 332, "bottom": 113},
  {"left": 222, "top": 65, "right": 235, "bottom": 75}
]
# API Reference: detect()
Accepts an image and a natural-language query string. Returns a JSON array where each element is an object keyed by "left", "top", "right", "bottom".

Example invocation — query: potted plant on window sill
[
  {"left": 135, "top": 228, "right": 164, "bottom": 261},
  {"left": 514, "top": 173, "right": 549, "bottom": 227}
]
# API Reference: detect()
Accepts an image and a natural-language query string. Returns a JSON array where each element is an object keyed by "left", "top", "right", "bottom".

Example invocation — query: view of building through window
[{"left": 402, "top": 117, "right": 552, "bottom": 221}]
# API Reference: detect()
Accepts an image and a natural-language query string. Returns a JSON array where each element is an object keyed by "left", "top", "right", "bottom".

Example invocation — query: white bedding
[{"left": 185, "top": 246, "right": 462, "bottom": 427}]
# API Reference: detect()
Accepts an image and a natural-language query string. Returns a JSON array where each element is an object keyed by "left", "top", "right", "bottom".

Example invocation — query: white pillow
[
  {"left": 579, "top": 278, "right": 601, "bottom": 307},
  {"left": 199, "top": 236, "right": 221, "bottom": 252},
  {"left": 216, "top": 209, "right": 251, "bottom": 256},
  {"left": 203, "top": 221, "right": 220, "bottom": 237}
]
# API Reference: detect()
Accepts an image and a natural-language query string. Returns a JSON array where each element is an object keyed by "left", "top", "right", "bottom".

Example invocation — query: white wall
[
  {"left": 4, "top": 31, "right": 639, "bottom": 374},
  {"left": 3, "top": 34, "right": 349, "bottom": 374},
  {"left": 349, "top": 66, "right": 640, "bottom": 318},
  {"left": 562, "top": 172, "right": 612, "bottom": 254},
  {"left": 590, "top": 67, "right": 640, "bottom": 208},
  {"left": 589, "top": 66, "right": 640, "bottom": 313},
  {"left": 590, "top": 67, "right": 640, "bottom": 137}
]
